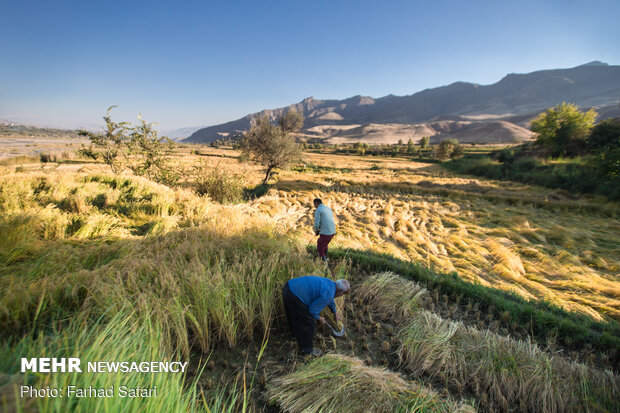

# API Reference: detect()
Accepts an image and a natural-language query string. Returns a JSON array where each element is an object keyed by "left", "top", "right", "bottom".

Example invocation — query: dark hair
[{"left": 313, "top": 198, "right": 322, "bottom": 205}]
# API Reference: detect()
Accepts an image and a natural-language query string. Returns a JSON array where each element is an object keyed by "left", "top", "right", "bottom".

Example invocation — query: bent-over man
[
  {"left": 313, "top": 198, "right": 335, "bottom": 262},
  {"left": 282, "top": 276, "right": 350, "bottom": 356}
]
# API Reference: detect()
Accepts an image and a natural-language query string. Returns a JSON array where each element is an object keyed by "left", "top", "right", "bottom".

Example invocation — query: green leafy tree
[
  {"left": 420, "top": 136, "right": 429, "bottom": 150},
  {"left": 240, "top": 110, "right": 303, "bottom": 184},
  {"left": 588, "top": 118, "right": 620, "bottom": 152},
  {"left": 588, "top": 118, "right": 620, "bottom": 179},
  {"left": 433, "top": 138, "right": 463, "bottom": 160},
  {"left": 594, "top": 146, "right": 620, "bottom": 179},
  {"left": 406, "top": 138, "right": 416, "bottom": 154},
  {"left": 530, "top": 102, "right": 597, "bottom": 157}
]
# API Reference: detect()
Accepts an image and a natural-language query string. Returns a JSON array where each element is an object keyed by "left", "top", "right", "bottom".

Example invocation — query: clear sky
[{"left": 1, "top": 0, "right": 619, "bottom": 131}]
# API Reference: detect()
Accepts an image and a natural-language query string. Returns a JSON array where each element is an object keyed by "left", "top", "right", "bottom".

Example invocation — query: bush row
[{"left": 443, "top": 155, "right": 620, "bottom": 200}]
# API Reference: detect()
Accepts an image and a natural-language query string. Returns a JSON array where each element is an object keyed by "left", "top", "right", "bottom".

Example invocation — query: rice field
[
  {"left": 355, "top": 272, "right": 619, "bottom": 412},
  {"left": 1, "top": 141, "right": 619, "bottom": 412},
  {"left": 249, "top": 150, "right": 620, "bottom": 322}
]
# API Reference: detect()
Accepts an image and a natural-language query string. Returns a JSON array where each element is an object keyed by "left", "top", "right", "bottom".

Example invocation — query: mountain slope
[{"left": 185, "top": 62, "right": 620, "bottom": 144}]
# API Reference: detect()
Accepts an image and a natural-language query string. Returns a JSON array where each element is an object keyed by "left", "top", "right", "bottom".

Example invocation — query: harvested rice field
[
  {"left": 1, "top": 142, "right": 618, "bottom": 412},
  {"left": 250, "top": 150, "right": 620, "bottom": 322}
]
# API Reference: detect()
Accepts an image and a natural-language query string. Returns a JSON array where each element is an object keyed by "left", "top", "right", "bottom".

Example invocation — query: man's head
[
  {"left": 313, "top": 198, "right": 322, "bottom": 208},
  {"left": 334, "top": 279, "right": 350, "bottom": 297}
]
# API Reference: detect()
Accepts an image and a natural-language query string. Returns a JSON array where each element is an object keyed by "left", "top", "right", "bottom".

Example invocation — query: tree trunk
[{"left": 262, "top": 167, "right": 273, "bottom": 185}]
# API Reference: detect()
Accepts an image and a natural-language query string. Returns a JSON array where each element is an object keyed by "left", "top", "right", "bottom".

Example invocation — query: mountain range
[{"left": 184, "top": 62, "right": 620, "bottom": 145}]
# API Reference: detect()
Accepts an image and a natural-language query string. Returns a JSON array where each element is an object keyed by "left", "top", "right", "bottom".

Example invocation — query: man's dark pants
[
  {"left": 282, "top": 281, "right": 316, "bottom": 354},
  {"left": 317, "top": 234, "right": 335, "bottom": 261}
]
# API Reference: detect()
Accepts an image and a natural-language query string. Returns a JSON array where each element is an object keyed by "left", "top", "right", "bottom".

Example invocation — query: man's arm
[
  {"left": 328, "top": 300, "right": 337, "bottom": 315},
  {"left": 308, "top": 284, "right": 338, "bottom": 320},
  {"left": 308, "top": 296, "right": 332, "bottom": 320},
  {"left": 314, "top": 208, "right": 321, "bottom": 233}
]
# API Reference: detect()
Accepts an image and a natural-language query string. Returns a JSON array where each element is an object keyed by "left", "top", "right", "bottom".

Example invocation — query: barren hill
[{"left": 185, "top": 62, "right": 620, "bottom": 144}]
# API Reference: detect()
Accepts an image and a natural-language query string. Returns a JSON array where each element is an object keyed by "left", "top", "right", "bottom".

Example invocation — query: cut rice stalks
[
  {"left": 356, "top": 271, "right": 428, "bottom": 320},
  {"left": 268, "top": 354, "right": 475, "bottom": 413}
]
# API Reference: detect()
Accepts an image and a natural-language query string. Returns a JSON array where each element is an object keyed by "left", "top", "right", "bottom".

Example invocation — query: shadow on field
[{"left": 291, "top": 177, "right": 615, "bottom": 214}]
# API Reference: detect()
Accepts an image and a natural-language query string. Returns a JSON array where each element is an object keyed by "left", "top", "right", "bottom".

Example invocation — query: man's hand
[
  {"left": 318, "top": 317, "right": 326, "bottom": 325},
  {"left": 315, "top": 229, "right": 320, "bottom": 236},
  {"left": 335, "top": 312, "right": 343, "bottom": 322}
]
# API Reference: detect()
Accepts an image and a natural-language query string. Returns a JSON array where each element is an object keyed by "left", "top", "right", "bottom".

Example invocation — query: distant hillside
[
  {"left": 185, "top": 61, "right": 620, "bottom": 145},
  {"left": 160, "top": 126, "right": 204, "bottom": 141},
  {"left": 0, "top": 123, "right": 80, "bottom": 139}
]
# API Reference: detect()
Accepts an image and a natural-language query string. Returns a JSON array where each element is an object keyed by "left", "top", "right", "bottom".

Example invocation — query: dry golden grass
[
  {"left": 2, "top": 141, "right": 618, "bottom": 412},
  {"left": 4, "top": 143, "right": 618, "bottom": 322},
  {"left": 358, "top": 274, "right": 619, "bottom": 412},
  {"left": 268, "top": 354, "right": 475, "bottom": 413},
  {"left": 395, "top": 309, "right": 619, "bottom": 412},
  {"left": 356, "top": 271, "right": 428, "bottom": 320},
  {"left": 241, "top": 151, "right": 619, "bottom": 322},
  {"left": 0, "top": 168, "right": 324, "bottom": 358}
]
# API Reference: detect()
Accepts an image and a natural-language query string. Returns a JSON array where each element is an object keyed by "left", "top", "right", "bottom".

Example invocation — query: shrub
[
  {"left": 433, "top": 139, "right": 463, "bottom": 160},
  {"left": 511, "top": 156, "right": 540, "bottom": 171},
  {"left": 39, "top": 151, "right": 76, "bottom": 163},
  {"left": 39, "top": 152, "right": 57, "bottom": 163},
  {"left": 587, "top": 118, "right": 620, "bottom": 152},
  {"left": 79, "top": 107, "right": 181, "bottom": 185},
  {"left": 587, "top": 118, "right": 620, "bottom": 180},
  {"left": 496, "top": 147, "right": 516, "bottom": 163},
  {"left": 193, "top": 164, "right": 245, "bottom": 203}
]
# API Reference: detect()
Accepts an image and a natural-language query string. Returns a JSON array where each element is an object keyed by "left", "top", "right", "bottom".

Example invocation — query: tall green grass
[
  {"left": 2, "top": 226, "right": 320, "bottom": 356},
  {"left": 0, "top": 311, "right": 206, "bottom": 412},
  {"left": 443, "top": 155, "right": 620, "bottom": 201},
  {"left": 1, "top": 310, "right": 261, "bottom": 412},
  {"left": 1, "top": 171, "right": 327, "bottom": 412}
]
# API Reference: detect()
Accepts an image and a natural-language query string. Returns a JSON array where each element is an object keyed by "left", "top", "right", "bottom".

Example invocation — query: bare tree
[
  {"left": 78, "top": 106, "right": 129, "bottom": 174},
  {"left": 79, "top": 107, "right": 180, "bottom": 185}
]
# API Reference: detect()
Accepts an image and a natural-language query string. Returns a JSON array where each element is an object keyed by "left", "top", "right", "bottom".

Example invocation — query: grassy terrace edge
[{"left": 314, "top": 246, "right": 620, "bottom": 360}]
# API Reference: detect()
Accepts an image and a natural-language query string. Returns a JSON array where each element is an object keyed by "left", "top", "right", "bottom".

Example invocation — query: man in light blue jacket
[{"left": 313, "top": 198, "right": 336, "bottom": 262}]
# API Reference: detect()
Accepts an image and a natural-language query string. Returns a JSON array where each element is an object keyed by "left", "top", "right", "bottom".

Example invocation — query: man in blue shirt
[
  {"left": 282, "top": 276, "right": 350, "bottom": 356},
  {"left": 313, "top": 198, "right": 336, "bottom": 262}
]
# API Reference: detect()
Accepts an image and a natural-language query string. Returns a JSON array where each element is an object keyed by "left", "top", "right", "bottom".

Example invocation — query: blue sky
[{"left": 1, "top": 0, "right": 619, "bottom": 131}]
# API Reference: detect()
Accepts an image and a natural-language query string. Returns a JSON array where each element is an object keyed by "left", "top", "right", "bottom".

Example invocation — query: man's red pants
[{"left": 317, "top": 234, "right": 334, "bottom": 261}]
